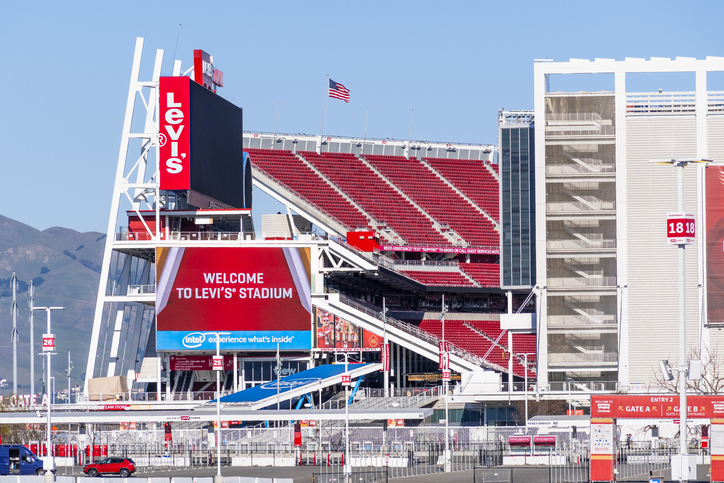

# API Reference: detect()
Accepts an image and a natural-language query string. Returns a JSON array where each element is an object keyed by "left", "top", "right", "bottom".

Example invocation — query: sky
[{"left": 1, "top": 0, "right": 723, "bottom": 234}]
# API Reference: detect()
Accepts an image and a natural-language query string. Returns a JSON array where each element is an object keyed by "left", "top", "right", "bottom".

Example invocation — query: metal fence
[
  {"left": 314, "top": 442, "right": 504, "bottom": 481},
  {"left": 615, "top": 445, "right": 676, "bottom": 480}
]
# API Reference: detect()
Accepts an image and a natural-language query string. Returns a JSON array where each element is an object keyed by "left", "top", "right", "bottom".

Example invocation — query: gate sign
[
  {"left": 42, "top": 334, "right": 55, "bottom": 352},
  {"left": 667, "top": 212, "right": 696, "bottom": 244},
  {"left": 341, "top": 374, "right": 351, "bottom": 387},
  {"left": 592, "top": 394, "right": 724, "bottom": 419},
  {"left": 212, "top": 355, "right": 224, "bottom": 371},
  {"left": 442, "top": 370, "right": 451, "bottom": 381}
]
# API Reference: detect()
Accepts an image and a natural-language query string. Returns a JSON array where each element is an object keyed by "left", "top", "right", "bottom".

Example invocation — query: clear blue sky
[{"left": 1, "top": 0, "right": 722, "bottom": 234}]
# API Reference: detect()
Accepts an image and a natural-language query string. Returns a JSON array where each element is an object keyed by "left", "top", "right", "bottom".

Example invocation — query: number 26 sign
[{"left": 667, "top": 212, "right": 695, "bottom": 245}]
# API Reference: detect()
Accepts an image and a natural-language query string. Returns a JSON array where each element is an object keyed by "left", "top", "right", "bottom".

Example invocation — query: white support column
[
  {"left": 696, "top": 68, "right": 710, "bottom": 360},
  {"left": 84, "top": 38, "right": 165, "bottom": 395},
  {"left": 533, "top": 62, "right": 549, "bottom": 389},
  {"left": 233, "top": 353, "right": 238, "bottom": 393},
  {"left": 614, "top": 70, "right": 630, "bottom": 390}
]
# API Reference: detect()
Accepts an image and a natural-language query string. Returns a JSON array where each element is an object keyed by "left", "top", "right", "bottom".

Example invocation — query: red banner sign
[
  {"left": 439, "top": 341, "right": 449, "bottom": 370},
  {"left": 159, "top": 77, "right": 191, "bottom": 191},
  {"left": 341, "top": 374, "right": 351, "bottom": 387},
  {"left": 706, "top": 167, "right": 724, "bottom": 325},
  {"left": 381, "top": 343, "right": 390, "bottom": 372},
  {"left": 212, "top": 355, "right": 224, "bottom": 371},
  {"left": 592, "top": 395, "right": 724, "bottom": 419},
  {"left": 315, "top": 307, "right": 382, "bottom": 352}
]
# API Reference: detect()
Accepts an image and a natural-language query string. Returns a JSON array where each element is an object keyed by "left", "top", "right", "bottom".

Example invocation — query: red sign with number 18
[{"left": 667, "top": 212, "right": 695, "bottom": 245}]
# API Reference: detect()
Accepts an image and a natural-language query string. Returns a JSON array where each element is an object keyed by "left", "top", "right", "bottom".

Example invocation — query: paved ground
[{"left": 53, "top": 463, "right": 716, "bottom": 482}]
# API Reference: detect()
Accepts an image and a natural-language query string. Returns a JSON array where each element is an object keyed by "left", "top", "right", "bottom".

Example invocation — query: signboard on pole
[
  {"left": 442, "top": 370, "right": 451, "bottom": 381},
  {"left": 212, "top": 356, "right": 224, "bottom": 371},
  {"left": 341, "top": 374, "right": 351, "bottom": 387},
  {"left": 667, "top": 212, "right": 696, "bottom": 245},
  {"left": 438, "top": 341, "right": 449, "bottom": 370},
  {"left": 381, "top": 343, "right": 390, "bottom": 372},
  {"left": 42, "top": 334, "right": 55, "bottom": 352}
]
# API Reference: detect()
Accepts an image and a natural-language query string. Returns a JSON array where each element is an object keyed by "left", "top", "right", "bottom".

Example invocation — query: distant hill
[{"left": 0, "top": 214, "right": 104, "bottom": 396}]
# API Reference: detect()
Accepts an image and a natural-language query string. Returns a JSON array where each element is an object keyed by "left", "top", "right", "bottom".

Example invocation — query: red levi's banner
[
  {"left": 591, "top": 395, "right": 724, "bottom": 419},
  {"left": 159, "top": 77, "right": 191, "bottom": 190},
  {"left": 706, "top": 166, "right": 724, "bottom": 325}
]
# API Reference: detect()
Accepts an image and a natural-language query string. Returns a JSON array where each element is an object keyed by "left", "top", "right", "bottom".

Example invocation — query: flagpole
[
  {"left": 272, "top": 101, "right": 279, "bottom": 150},
  {"left": 361, "top": 107, "right": 369, "bottom": 155},
  {"left": 406, "top": 108, "right": 414, "bottom": 159},
  {"left": 319, "top": 75, "right": 329, "bottom": 154}
]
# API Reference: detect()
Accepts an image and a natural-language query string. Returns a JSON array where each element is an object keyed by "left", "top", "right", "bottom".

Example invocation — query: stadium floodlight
[{"left": 659, "top": 360, "right": 674, "bottom": 381}]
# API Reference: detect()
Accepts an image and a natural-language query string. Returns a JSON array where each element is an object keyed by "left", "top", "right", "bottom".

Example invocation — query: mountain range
[{"left": 0, "top": 214, "right": 104, "bottom": 396}]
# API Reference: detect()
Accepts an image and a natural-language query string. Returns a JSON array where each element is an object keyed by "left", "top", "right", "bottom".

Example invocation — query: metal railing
[
  {"left": 337, "top": 294, "right": 492, "bottom": 370},
  {"left": 126, "top": 284, "right": 155, "bottom": 295}
]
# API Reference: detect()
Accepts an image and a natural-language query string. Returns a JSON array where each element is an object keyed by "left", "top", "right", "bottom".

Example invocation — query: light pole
[
  {"left": 33, "top": 306, "right": 64, "bottom": 482},
  {"left": 441, "top": 295, "right": 450, "bottom": 473},
  {"left": 382, "top": 298, "right": 389, "bottom": 399},
  {"left": 210, "top": 331, "right": 231, "bottom": 483},
  {"left": 65, "top": 352, "right": 74, "bottom": 404},
  {"left": 11, "top": 273, "right": 18, "bottom": 397},
  {"left": 522, "top": 352, "right": 535, "bottom": 428},
  {"left": 651, "top": 157, "right": 711, "bottom": 482},
  {"left": 29, "top": 281, "right": 35, "bottom": 399},
  {"left": 344, "top": 351, "right": 350, "bottom": 480}
]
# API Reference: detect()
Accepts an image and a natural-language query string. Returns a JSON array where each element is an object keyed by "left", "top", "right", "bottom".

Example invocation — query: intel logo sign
[{"left": 182, "top": 332, "right": 206, "bottom": 349}]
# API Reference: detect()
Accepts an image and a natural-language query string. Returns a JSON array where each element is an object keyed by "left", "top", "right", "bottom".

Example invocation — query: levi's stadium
[{"left": 10, "top": 38, "right": 724, "bottom": 479}]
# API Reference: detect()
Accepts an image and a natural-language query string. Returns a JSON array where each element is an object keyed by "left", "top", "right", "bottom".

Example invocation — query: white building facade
[{"left": 533, "top": 57, "right": 724, "bottom": 392}]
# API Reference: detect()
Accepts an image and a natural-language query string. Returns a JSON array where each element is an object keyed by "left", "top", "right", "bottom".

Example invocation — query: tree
[
  {"left": 0, "top": 395, "right": 45, "bottom": 444},
  {"left": 652, "top": 347, "right": 724, "bottom": 395}
]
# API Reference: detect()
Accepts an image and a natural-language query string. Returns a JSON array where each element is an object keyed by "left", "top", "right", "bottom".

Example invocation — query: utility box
[{"left": 670, "top": 454, "right": 697, "bottom": 481}]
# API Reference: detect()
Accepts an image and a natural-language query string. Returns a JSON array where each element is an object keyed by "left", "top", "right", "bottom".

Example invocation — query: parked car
[
  {"left": 0, "top": 445, "right": 47, "bottom": 475},
  {"left": 83, "top": 457, "right": 135, "bottom": 477}
]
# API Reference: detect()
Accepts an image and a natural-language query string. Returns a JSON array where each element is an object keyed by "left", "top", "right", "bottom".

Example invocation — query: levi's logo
[{"left": 163, "top": 92, "right": 186, "bottom": 175}]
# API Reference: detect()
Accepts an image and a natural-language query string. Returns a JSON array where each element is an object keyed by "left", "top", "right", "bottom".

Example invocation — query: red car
[{"left": 82, "top": 457, "right": 135, "bottom": 477}]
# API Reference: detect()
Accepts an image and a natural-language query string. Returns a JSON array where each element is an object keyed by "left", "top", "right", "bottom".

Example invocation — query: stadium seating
[
  {"left": 417, "top": 319, "right": 530, "bottom": 376},
  {"left": 459, "top": 263, "right": 500, "bottom": 288},
  {"left": 398, "top": 269, "right": 475, "bottom": 287},
  {"left": 363, "top": 155, "right": 499, "bottom": 247},
  {"left": 424, "top": 157, "right": 500, "bottom": 221},
  {"left": 246, "top": 149, "right": 370, "bottom": 231},
  {"left": 299, "top": 151, "right": 450, "bottom": 247}
]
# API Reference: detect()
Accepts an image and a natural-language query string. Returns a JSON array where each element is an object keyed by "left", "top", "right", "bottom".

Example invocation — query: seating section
[
  {"left": 512, "top": 333, "right": 537, "bottom": 369},
  {"left": 299, "top": 151, "right": 450, "bottom": 247},
  {"left": 425, "top": 157, "right": 500, "bottom": 221},
  {"left": 418, "top": 319, "right": 530, "bottom": 377},
  {"left": 459, "top": 263, "right": 500, "bottom": 288},
  {"left": 398, "top": 269, "right": 475, "bottom": 287},
  {"left": 246, "top": 149, "right": 370, "bottom": 231},
  {"left": 363, "top": 155, "right": 499, "bottom": 247}
]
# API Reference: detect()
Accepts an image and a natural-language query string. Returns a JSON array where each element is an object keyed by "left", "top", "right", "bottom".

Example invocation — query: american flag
[{"left": 328, "top": 79, "right": 350, "bottom": 103}]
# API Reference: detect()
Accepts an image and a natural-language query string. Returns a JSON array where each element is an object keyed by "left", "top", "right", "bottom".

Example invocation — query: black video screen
[{"left": 189, "top": 81, "right": 245, "bottom": 208}]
